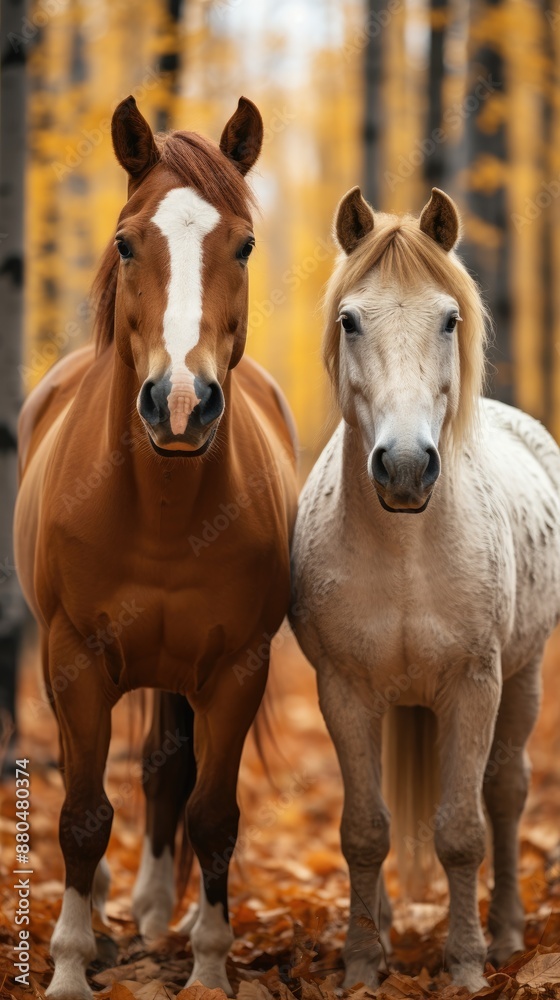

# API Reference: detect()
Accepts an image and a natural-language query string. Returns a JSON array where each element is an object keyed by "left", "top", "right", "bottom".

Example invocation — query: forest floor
[{"left": 1, "top": 626, "right": 560, "bottom": 1000}]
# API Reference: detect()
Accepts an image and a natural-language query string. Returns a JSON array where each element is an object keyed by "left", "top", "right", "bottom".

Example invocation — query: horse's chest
[
  {"left": 302, "top": 529, "right": 501, "bottom": 703},
  {"left": 46, "top": 494, "right": 290, "bottom": 694},
  {"left": 94, "top": 574, "right": 270, "bottom": 684},
  {"left": 349, "top": 558, "right": 476, "bottom": 659}
]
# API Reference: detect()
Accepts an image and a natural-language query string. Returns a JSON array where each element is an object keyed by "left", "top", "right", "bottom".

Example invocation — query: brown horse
[{"left": 15, "top": 96, "right": 297, "bottom": 1000}]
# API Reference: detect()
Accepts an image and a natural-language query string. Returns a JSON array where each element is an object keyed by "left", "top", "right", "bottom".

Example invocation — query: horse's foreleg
[
  {"left": 132, "top": 692, "right": 195, "bottom": 940},
  {"left": 435, "top": 665, "right": 501, "bottom": 993},
  {"left": 46, "top": 620, "right": 116, "bottom": 1000},
  {"left": 185, "top": 656, "right": 268, "bottom": 996},
  {"left": 318, "top": 667, "right": 390, "bottom": 989},
  {"left": 483, "top": 659, "right": 541, "bottom": 967}
]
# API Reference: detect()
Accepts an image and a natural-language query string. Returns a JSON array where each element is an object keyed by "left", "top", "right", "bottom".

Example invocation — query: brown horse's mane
[{"left": 92, "top": 131, "right": 256, "bottom": 355}]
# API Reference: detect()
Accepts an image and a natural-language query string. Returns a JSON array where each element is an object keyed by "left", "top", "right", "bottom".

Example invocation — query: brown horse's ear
[
  {"left": 111, "top": 96, "right": 160, "bottom": 184},
  {"left": 335, "top": 186, "right": 374, "bottom": 254},
  {"left": 419, "top": 188, "right": 460, "bottom": 252},
  {"left": 220, "top": 97, "right": 263, "bottom": 176}
]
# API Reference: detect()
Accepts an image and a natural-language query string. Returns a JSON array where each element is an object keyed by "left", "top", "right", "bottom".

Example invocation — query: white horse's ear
[
  {"left": 335, "top": 186, "right": 374, "bottom": 254},
  {"left": 220, "top": 97, "right": 263, "bottom": 175},
  {"left": 419, "top": 188, "right": 460, "bottom": 252}
]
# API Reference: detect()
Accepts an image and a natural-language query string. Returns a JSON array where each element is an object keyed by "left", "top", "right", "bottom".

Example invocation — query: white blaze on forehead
[{"left": 152, "top": 186, "right": 220, "bottom": 435}]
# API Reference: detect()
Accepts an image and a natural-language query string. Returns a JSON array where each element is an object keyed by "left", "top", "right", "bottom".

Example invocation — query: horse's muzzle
[
  {"left": 138, "top": 375, "right": 224, "bottom": 455},
  {"left": 368, "top": 442, "right": 440, "bottom": 513}
]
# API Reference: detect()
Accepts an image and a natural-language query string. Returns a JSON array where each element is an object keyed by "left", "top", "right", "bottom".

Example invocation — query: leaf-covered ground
[{"left": 1, "top": 627, "right": 560, "bottom": 999}]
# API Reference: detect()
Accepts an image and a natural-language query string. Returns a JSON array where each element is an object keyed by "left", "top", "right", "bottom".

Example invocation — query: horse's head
[
  {"left": 324, "top": 186, "right": 487, "bottom": 513},
  {"left": 104, "top": 96, "right": 262, "bottom": 456}
]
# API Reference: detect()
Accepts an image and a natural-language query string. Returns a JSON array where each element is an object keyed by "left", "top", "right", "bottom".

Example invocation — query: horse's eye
[
  {"left": 238, "top": 239, "right": 255, "bottom": 262},
  {"left": 117, "top": 239, "right": 133, "bottom": 260},
  {"left": 340, "top": 313, "right": 357, "bottom": 334},
  {"left": 444, "top": 313, "right": 459, "bottom": 334}
]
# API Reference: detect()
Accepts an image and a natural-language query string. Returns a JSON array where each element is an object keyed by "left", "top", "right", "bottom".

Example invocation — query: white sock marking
[
  {"left": 187, "top": 875, "right": 233, "bottom": 994},
  {"left": 132, "top": 836, "right": 175, "bottom": 940},
  {"left": 47, "top": 888, "right": 95, "bottom": 999}
]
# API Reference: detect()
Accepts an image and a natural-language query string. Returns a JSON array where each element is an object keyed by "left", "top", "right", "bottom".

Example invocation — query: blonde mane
[{"left": 323, "top": 212, "right": 490, "bottom": 446}]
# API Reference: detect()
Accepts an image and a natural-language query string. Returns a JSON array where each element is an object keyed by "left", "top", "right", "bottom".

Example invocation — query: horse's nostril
[
  {"left": 423, "top": 446, "right": 441, "bottom": 487},
  {"left": 198, "top": 381, "right": 224, "bottom": 427},
  {"left": 371, "top": 446, "right": 392, "bottom": 486},
  {"left": 139, "top": 380, "right": 157, "bottom": 425},
  {"left": 139, "top": 379, "right": 168, "bottom": 426}
]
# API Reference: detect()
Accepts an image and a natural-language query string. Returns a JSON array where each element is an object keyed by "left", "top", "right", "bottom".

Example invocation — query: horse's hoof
[
  {"left": 95, "top": 931, "right": 119, "bottom": 966},
  {"left": 132, "top": 893, "right": 172, "bottom": 942},
  {"left": 137, "top": 915, "right": 170, "bottom": 944},
  {"left": 450, "top": 965, "right": 487, "bottom": 993},
  {"left": 187, "top": 969, "right": 234, "bottom": 997},
  {"left": 342, "top": 961, "right": 380, "bottom": 990},
  {"left": 46, "top": 968, "right": 92, "bottom": 1000},
  {"left": 487, "top": 934, "right": 524, "bottom": 970}
]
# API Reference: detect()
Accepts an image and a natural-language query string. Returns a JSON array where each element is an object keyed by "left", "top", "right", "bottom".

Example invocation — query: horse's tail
[
  {"left": 175, "top": 696, "right": 196, "bottom": 904},
  {"left": 176, "top": 815, "right": 195, "bottom": 905},
  {"left": 383, "top": 705, "right": 440, "bottom": 898}
]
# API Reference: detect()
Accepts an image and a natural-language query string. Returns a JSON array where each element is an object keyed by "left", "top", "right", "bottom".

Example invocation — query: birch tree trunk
[
  {"left": 363, "top": 0, "right": 384, "bottom": 207},
  {"left": 461, "top": 0, "right": 512, "bottom": 404},
  {"left": 0, "top": 0, "right": 28, "bottom": 753},
  {"left": 424, "top": 0, "right": 448, "bottom": 191},
  {"left": 156, "top": 0, "right": 185, "bottom": 132}
]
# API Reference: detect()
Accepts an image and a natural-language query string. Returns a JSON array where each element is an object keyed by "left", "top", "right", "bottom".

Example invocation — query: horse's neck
[{"left": 340, "top": 421, "right": 454, "bottom": 540}]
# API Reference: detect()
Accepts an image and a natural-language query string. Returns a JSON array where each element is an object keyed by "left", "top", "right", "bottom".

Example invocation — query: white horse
[{"left": 290, "top": 186, "right": 560, "bottom": 992}]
